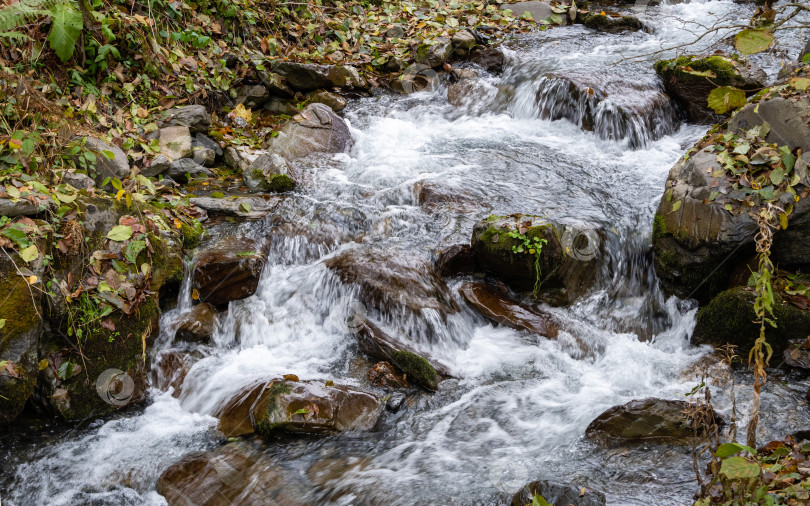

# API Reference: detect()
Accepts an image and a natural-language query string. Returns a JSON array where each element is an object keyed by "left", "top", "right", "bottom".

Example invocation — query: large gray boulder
[
  {"left": 158, "top": 126, "right": 193, "bottom": 161},
  {"left": 159, "top": 105, "right": 211, "bottom": 133},
  {"left": 271, "top": 63, "right": 365, "bottom": 91},
  {"left": 500, "top": 1, "right": 555, "bottom": 23},
  {"left": 728, "top": 96, "right": 810, "bottom": 154},
  {"left": 268, "top": 103, "right": 353, "bottom": 160},
  {"left": 77, "top": 136, "right": 130, "bottom": 186}
]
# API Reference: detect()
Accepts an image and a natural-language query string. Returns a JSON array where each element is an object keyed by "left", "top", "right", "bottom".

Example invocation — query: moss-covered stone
[
  {"left": 651, "top": 213, "right": 667, "bottom": 244},
  {"left": 693, "top": 287, "right": 810, "bottom": 356},
  {"left": 392, "top": 350, "right": 439, "bottom": 391},
  {"left": 0, "top": 252, "right": 42, "bottom": 424},
  {"left": 654, "top": 54, "right": 766, "bottom": 124},
  {"left": 265, "top": 173, "right": 296, "bottom": 193},
  {"left": 581, "top": 13, "right": 644, "bottom": 33}
]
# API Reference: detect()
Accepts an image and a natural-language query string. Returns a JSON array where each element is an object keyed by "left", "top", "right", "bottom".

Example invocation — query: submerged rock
[
  {"left": 152, "top": 350, "right": 191, "bottom": 396},
  {"left": 693, "top": 287, "right": 810, "bottom": 356},
  {"left": 268, "top": 103, "right": 353, "bottom": 160},
  {"left": 586, "top": 398, "right": 723, "bottom": 445},
  {"left": 217, "top": 379, "right": 383, "bottom": 437},
  {"left": 470, "top": 215, "right": 600, "bottom": 305},
  {"left": 356, "top": 319, "right": 442, "bottom": 391},
  {"left": 512, "top": 480, "right": 606, "bottom": 506},
  {"left": 468, "top": 46, "right": 505, "bottom": 74},
  {"left": 654, "top": 54, "right": 766, "bottom": 124},
  {"left": 436, "top": 243, "right": 478, "bottom": 277},
  {"left": 324, "top": 247, "right": 458, "bottom": 317},
  {"left": 459, "top": 282, "right": 559, "bottom": 338},
  {"left": 192, "top": 236, "right": 267, "bottom": 306},
  {"left": 175, "top": 303, "right": 217, "bottom": 342},
  {"left": 367, "top": 361, "right": 408, "bottom": 389},
  {"left": 156, "top": 442, "right": 306, "bottom": 506}
]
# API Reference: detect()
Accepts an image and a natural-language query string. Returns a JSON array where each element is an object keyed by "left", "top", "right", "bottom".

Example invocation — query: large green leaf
[
  {"left": 716, "top": 442, "right": 756, "bottom": 458},
  {"left": 720, "top": 456, "right": 760, "bottom": 479},
  {"left": 707, "top": 86, "right": 747, "bottom": 114},
  {"left": 107, "top": 225, "right": 133, "bottom": 242},
  {"left": 734, "top": 29, "right": 773, "bottom": 56},
  {"left": 47, "top": 1, "right": 83, "bottom": 62}
]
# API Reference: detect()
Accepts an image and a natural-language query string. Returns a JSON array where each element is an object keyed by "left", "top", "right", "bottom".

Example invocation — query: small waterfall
[{"left": 512, "top": 73, "right": 679, "bottom": 149}]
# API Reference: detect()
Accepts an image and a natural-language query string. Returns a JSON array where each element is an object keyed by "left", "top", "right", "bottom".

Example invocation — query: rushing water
[{"left": 3, "top": 1, "right": 810, "bottom": 505}]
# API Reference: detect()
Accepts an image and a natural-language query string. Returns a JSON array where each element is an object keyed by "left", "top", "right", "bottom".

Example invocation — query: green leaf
[
  {"left": 0, "top": 319, "right": 5, "bottom": 329},
  {"left": 671, "top": 200, "right": 682, "bottom": 213},
  {"left": 720, "top": 456, "right": 760, "bottom": 479},
  {"left": 47, "top": 2, "right": 83, "bottom": 62},
  {"left": 57, "top": 361, "right": 75, "bottom": 380},
  {"left": 531, "top": 494, "right": 551, "bottom": 506},
  {"left": 211, "top": 191, "right": 225, "bottom": 198},
  {"left": 292, "top": 408, "right": 309, "bottom": 415},
  {"left": 707, "top": 86, "right": 747, "bottom": 115},
  {"left": 19, "top": 244, "right": 39, "bottom": 263},
  {"left": 124, "top": 240, "right": 146, "bottom": 264},
  {"left": 734, "top": 29, "right": 774, "bottom": 55},
  {"left": 107, "top": 225, "right": 133, "bottom": 242},
  {"left": 789, "top": 77, "right": 810, "bottom": 91},
  {"left": 240, "top": 201, "right": 251, "bottom": 212},
  {"left": 803, "top": 54, "right": 810, "bottom": 64},
  {"left": 1, "top": 228, "right": 31, "bottom": 248},
  {"left": 770, "top": 167, "right": 785, "bottom": 185},
  {"left": 716, "top": 442, "right": 756, "bottom": 458}
]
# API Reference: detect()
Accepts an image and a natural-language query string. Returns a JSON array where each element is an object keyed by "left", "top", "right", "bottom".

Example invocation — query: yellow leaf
[
  {"left": 26, "top": 275, "right": 38, "bottom": 284},
  {"left": 174, "top": 218, "right": 182, "bottom": 229},
  {"left": 780, "top": 212, "right": 788, "bottom": 230},
  {"left": 228, "top": 103, "right": 252, "bottom": 123},
  {"left": 136, "top": 107, "right": 148, "bottom": 119},
  {"left": 192, "top": 288, "right": 200, "bottom": 300},
  {"left": 116, "top": 189, "right": 125, "bottom": 201},
  {"left": 38, "top": 359, "right": 49, "bottom": 371}
]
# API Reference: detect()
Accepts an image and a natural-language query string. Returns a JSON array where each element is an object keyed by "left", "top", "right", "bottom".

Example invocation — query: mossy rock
[
  {"left": 693, "top": 287, "right": 810, "bottom": 356},
  {"left": 391, "top": 350, "right": 438, "bottom": 391},
  {"left": 470, "top": 215, "right": 599, "bottom": 305},
  {"left": 0, "top": 252, "right": 43, "bottom": 424},
  {"left": 36, "top": 296, "right": 159, "bottom": 420},
  {"left": 654, "top": 54, "right": 766, "bottom": 124},
  {"left": 580, "top": 13, "right": 644, "bottom": 33}
]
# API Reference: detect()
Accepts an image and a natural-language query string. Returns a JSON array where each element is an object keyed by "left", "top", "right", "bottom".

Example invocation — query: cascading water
[{"left": 3, "top": 1, "right": 810, "bottom": 505}]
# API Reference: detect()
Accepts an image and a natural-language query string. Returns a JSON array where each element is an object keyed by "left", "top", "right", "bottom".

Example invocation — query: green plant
[
  {"left": 507, "top": 229, "right": 548, "bottom": 296},
  {"left": 0, "top": 0, "right": 83, "bottom": 62}
]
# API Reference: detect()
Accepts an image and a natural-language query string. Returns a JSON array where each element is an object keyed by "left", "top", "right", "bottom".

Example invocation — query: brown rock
[
  {"left": 217, "top": 379, "right": 383, "bottom": 437},
  {"left": 152, "top": 351, "right": 190, "bottom": 396},
  {"left": 156, "top": 442, "right": 305, "bottom": 506},
  {"left": 175, "top": 303, "right": 217, "bottom": 342},
  {"left": 436, "top": 243, "right": 478, "bottom": 277},
  {"left": 367, "top": 361, "right": 408, "bottom": 389},
  {"left": 459, "top": 282, "right": 558, "bottom": 338},
  {"left": 192, "top": 237, "right": 267, "bottom": 307},
  {"left": 586, "top": 398, "right": 723, "bottom": 445}
]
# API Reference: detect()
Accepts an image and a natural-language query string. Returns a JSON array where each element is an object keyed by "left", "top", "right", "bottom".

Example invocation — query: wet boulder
[
  {"left": 451, "top": 29, "right": 477, "bottom": 52},
  {"left": 693, "top": 287, "right": 810, "bottom": 356},
  {"left": 654, "top": 54, "right": 766, "bottom": 124},
  {"left": 217, "top": 379, "right": 383, "bottom": 437},
  {"left": 0, "top": 251, "right": 43, "bottom": 424},
  {"left": 436, "top": 243, "right": 478, "bottom": 277},
  {"left": 468, "top": 47, "right": 505, "bottom": 74},
  {"left": 534, "top": 72, "right": 678, "bottom": 148},
  {"left": 159, "top": 105, "right": 211, "bottom": 134},
  {"left": 512, "top": 481, "right": 606, "bottom": 506},
  {"left": 355, "top": 319, "right": 443, "bottom": 391},
  {"left": 152, "top": 350, "right": 191, "bottom": 396},
  {"left": 192, "top": 236, "right": 267, "bottom": 306},
  {"left": 586, "top": 398, "right": 723, "bottom": 445},
  {"left": 175, "top": 303, "right": 217, "bottom": 342},
  {"left": 578, "top": 12, "right": 644, "bottom": 33},
  {"left": 268, "top": 103, "right": 353, "bottom": 160},
  {"left": 414, "top": 37, "right": 453, "bottom": 68},
  {"left": 459, "top": 282, "right": 559, "bottom": 338},
  {"left": 324, "top": 246, "right": 458, "bottom": 317},
  {"left": 470, "top": 215, "right": 600, "bottom": 305},
  {"left": 157, "top": 442, "right": 306, "bottom": 506},
  {"left": 166, "top": 158, "right": 213, "bottom": 180},
  {"left": 242, "top": 153, "right": 296, "bottom": 193}
]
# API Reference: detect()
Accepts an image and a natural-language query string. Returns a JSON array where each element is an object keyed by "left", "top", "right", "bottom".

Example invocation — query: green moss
[
  {"left": 265, "top": 174, "right": 296, "bottom": 193},
  {"left": 655, "top": 55, "right": 741, "bottom": 85},
  {"left": 693, "top": 287, "right": 810, "bottom": 355},
  {"left": 180, "top": 220, "right": 204, "bottom": 250},
  {"left": 392, "top": 350, "right": 438, "bottom": 391},
  {"left": 254, "top": 381, "right": 292, "bottom": 438},
  {"left": 651, "top": 214, "right": 667, "bottom": 243}
]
